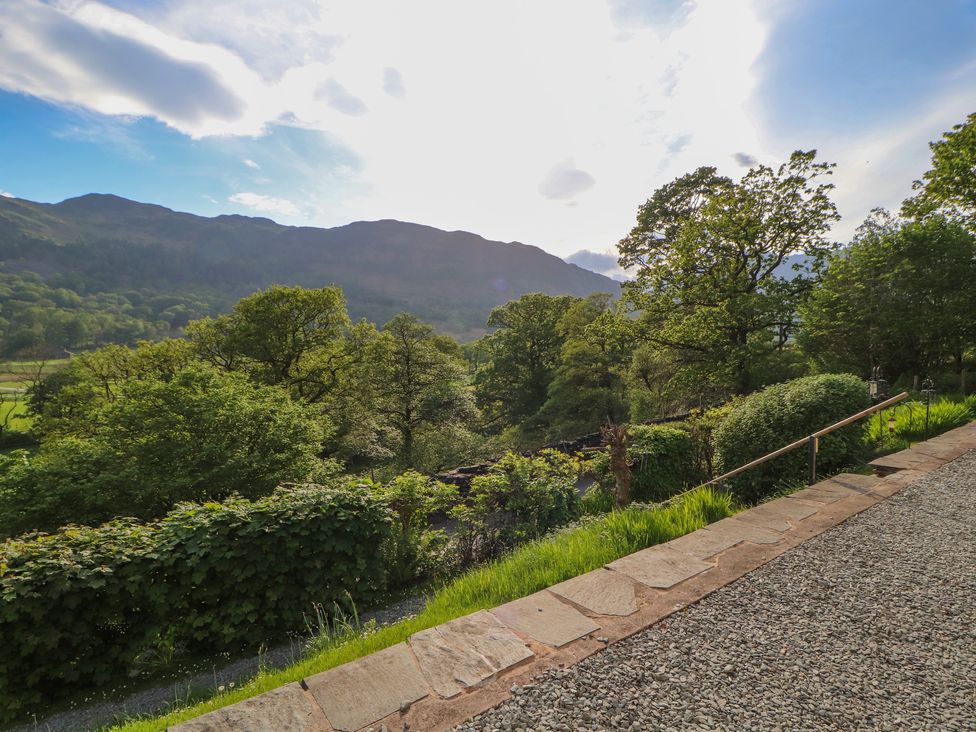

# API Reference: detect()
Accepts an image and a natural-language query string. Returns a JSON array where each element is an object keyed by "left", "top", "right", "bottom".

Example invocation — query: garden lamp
[{"left": 920, "top": 377, "right": 936, "bottom": 433}]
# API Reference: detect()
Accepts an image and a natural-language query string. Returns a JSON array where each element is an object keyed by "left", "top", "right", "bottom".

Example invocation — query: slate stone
[
  {"left": 869, "top": 449, "right": 941, "bottom": 471},
  {"left": 706, "top": 516, "right": 783, "bottom": 545},
  {"left": 735, "top": 496, "right": 819, "bottom": 532},
  {"left": 409, "top": 610, "right": 532, "bottom": 698},
  {"left": 170, "top": 683, "right": 320, "bottom": 732},
  {"left": 437, "top": 609, "right": 533, "bottom": 672},
  {"left": 490, "top": 591, "right": 599, "bottom": 647},
  {"left": 304, "top": 643, "right": 428, "bottom": 731},
  {"left": 828, "top": 473, "right": 880, "bottom": 491},
  {"left": 607, "top": 544, "right": 712, "bottom": 589},
  {"left": 550, "top": 568, "right": 639, "bottom": 616}
]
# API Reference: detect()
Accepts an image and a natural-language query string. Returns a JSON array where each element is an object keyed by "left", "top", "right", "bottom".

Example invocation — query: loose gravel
[{"left": 456, "top": 453, "right": 976, "bottom": 732}]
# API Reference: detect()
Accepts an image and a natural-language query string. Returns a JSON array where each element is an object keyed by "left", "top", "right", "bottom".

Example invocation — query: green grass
[
  {"left": 111, "top": 486, "right": 733, "bottom": 731},
  {"left": 0, "top": 396, "right": 32, "bottom": 431},
  {"left": 864, "top": 396, "right": 974, "bottom": 452}
]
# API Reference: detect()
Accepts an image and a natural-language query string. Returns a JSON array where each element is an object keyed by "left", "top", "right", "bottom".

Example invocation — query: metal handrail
[{"left": 703, "top": 390, "right": 909, "bottom": 488}]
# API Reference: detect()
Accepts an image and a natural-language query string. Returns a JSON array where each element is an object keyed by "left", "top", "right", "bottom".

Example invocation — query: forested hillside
[{"left": 0, "top": 194, "right": 616, "bottom": 355}]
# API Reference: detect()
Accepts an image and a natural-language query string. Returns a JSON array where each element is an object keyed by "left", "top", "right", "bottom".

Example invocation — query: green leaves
[
  {"left": 620, "top": 151, "right": 839, "bottom": 396},
  {"left": 0, "top": 482, "right": 392, "bottom": 721},
  {"left": 713, "top": 373, "right": 870, "bottom": 502}
]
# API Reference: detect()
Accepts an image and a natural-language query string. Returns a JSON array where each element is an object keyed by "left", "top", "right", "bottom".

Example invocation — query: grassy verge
[{"left": 111, "top": 486, "right": 732, "bottom": 731}]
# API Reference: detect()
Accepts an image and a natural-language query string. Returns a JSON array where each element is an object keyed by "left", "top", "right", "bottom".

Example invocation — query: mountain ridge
[{"left": 0, "top": 193, "right": 618, "bottom": 342}]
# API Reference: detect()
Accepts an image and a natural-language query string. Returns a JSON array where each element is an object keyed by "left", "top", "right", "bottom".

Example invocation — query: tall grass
[
  {"left": 111, "top": 486, "right": 732, "bottom": 732},
  {"left": 864, "top": 397, "right": 973, "bottom": 451}
]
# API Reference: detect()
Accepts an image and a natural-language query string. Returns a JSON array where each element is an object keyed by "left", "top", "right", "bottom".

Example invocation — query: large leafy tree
[
  {"left": 799, "top": 213, "right": 976, "bottom": 384},
  {"left": 903, "top": 112, "right": 976, "bottom": 228},
  {"left": 187, "top": 285, "right": 353, "bottom": 402},
  {"left": 1, "top": 365, "right": 327, "bottom": 537},
  {"left": 532, "top": 294, "right": 631, "bottom": 440},
  {"left": 370, "top": 313, "right": 478, "bottom": 469},
  {"left": 473, "top": 293, "right": 578, "bottom": 429},
  {"left": 619, "top": 150, "right": 838, "bottom": 394}
]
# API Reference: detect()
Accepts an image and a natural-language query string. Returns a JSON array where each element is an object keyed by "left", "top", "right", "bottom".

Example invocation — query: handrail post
[{"left": 807, "top": 435, "right": 818, "bottom": 485}]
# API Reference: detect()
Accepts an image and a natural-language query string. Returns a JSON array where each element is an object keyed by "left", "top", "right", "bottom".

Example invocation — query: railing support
[{"left": 807, "top": 435, "right": 818, "bottom": 485}]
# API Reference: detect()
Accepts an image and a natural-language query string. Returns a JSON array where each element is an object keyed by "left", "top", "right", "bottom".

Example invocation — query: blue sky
[{"left": 1, "top": 1, "right": 975, "bottom": 276}]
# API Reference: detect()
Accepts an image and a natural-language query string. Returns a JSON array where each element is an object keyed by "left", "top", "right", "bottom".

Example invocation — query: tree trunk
[{"left": 601, "top": 423, "right": 632, "bottom": 509}]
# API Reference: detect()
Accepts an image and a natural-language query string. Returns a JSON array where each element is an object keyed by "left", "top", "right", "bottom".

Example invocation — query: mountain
[{"left": 0, "top": 194, "right": 618, "bottom": 346}]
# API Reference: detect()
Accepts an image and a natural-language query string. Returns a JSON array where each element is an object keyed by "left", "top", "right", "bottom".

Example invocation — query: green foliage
[
  {"left": 619, "top": 151, "right": 839, "bottom": 396},
  {"left": 115, "top": 487, "right": 733, "bottom": 732},
  {"left": 450, "top": 450, "right": 581, "bottom": 562},
  {"left": 531, "top": 295, "right": 631, "bottom": 440},
  {"left": 369, "top": 313, "right": 479, "bottom": 469},
  {"left": 714, "top": 374, "right": 870, "bottom": 502},
  {"left": 799, "top": 213, "right": 976, "bottom": 382},
  {"left": 0, "top": 366, "right": 327, "bottom": 537},
  {"left": 474, "top": 293, "right": 578, "bottom": 429},
  {"left": 0, "top": 271, "right": 217, "bottom": 358},
  {"left": 371, "top": 471, "right": 458, "bottom": 586},
  {"left": 591, "top": 424, "right": 702, "bottom": 503},
  {"left": 864, "top": 397, "right": 974, "bottom": 449},
  {"left": 0, "top": 482, "right": 392, "bottom": 721},
  {"left": 903, "top": 112, "right": 976, "bottom": 228}
]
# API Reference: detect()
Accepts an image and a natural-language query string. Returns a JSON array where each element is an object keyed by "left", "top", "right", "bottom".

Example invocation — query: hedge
[
  {"left": 591, "top": 425, "right": 702, "bottom": 503},
  {"left": 0, "top": 482, "right": 391, "bottom": 721},
  {"left": 714, "top": 373, "right": 870, "bottom": 502}
]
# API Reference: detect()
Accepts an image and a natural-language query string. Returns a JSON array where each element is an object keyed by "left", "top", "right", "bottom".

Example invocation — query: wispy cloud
[
  {"left": 243, "top": 158, "right": 260, "bottom": 169},
  {"left": 229, "top": 191, "right": 299, "bottom": 217},
  {"left": 0, "top": 191, "right": 15, "bottom": 198}
]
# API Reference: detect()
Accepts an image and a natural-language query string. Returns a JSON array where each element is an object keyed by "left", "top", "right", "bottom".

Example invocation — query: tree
[
  {"left": 0, "top": 365, "right": 328, "bottom": 537},
  {"left": 799, "top": 213, "right": 976, "bottom": 385},
  {"left": 903, "top": 112, "right": 976, "bottom": 228},
  {"left": 619, "top": 150, "right": 839, "bottom": 395},
  {"left": 532, "top": 294, "right": 630, "bottom": 439},
  {"left": 369, "top": 313, "right": 478, "bottom": 469},
  {"left": 474, "top": 293, "right": 577, "bottom": 429},
  {"left": 187, "top": 285, "right": 352, "bottom": 403}
]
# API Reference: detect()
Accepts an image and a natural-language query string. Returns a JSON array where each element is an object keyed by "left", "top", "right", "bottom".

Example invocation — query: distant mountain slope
[{"left": 0, "top": 194, "right": 617, "bottom": 340}]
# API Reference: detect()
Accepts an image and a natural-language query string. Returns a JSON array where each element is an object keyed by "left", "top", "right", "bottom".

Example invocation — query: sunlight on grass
[{"left": 111, "top": 486, "right": 733, "bottom": 731}]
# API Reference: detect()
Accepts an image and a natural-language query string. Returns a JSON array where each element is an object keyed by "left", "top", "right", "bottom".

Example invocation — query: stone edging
[{"left": 172, "top": 422, "right": 976, "bottom": 732}]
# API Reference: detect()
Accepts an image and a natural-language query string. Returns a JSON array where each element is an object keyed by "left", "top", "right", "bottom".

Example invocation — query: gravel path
[{"left": 456, "top": 454, "right": 976, "bottom": 732}]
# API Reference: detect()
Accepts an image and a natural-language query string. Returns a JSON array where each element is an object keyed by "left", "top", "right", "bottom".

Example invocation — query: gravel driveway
[{"left": 456, "top": 453, "right": 976, "bottom": 732}]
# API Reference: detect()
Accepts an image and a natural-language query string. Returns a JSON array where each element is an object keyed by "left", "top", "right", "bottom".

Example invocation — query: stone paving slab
[
  {"left": 869, "top": 449, "right": 944, "bottom": 472},
  {"left": 549, "top": 568, "right": 639, "bottom": 616},
  {"left": 409, "top": 611, "right": 534, "bottom": 698},
  {"left": 410, "top": 627, "right": 497, "bottom": 699},
  {"left": 303, "top": 643, "right": 427, "bottom": 731},
  {"left": 490, "top": 591, "right": 599, "bottom": 647},
  {"left": 827, "top": 472, "right": 881, "bottom": 491},
  {"left": 608, "top": 544, "right": 712, "bottom": 589},
  {"left": 436, "top": 610, "right": 534, "bottom": 674},
  {"left": 171, "top": 683, "right": 325, "bottom": 732},
  {"left": 666, "top": 515, "right": 783, "bottom": 560},
  {"left": 733, "top": 496, "right": 819, "bottom": 533}
]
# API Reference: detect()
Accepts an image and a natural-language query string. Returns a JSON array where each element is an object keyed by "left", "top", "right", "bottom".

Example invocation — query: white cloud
[
  {"left": 565, "top": 249, "right": 630, "bottom": 281},
  {"left": 228, "top": 192, "right": 300, "bottom": 217},
  {"left": 1, "top": 191, "right": 15, "bottom": 198},
  {"left": 243, "top": 158, "right": 260, "bottom": 169},
  {"left": 0, "top": 0, "right": 774, "bottom": 254},
  {"left": 539, "top": 161, "right": 596, "bottom": 200}
]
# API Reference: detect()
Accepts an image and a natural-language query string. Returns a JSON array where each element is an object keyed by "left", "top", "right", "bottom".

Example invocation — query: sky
[{"left": 1, "top": 0, "right": 975, "bottom": 279}]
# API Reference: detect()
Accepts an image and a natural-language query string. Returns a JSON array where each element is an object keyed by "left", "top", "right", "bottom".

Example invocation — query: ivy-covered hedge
[
  {"left": 0, "top": 483, "right": 391, "bottom": 721},
  {"left": 591, "top": 424, "right": 703, "bottom": 502},
  {"left": 714, "top": 373, "right": 870, "bottom": 502}
]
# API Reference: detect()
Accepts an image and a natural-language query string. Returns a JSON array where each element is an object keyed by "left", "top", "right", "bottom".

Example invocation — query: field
[{"left": 0, "top": 359, "right": 69, "bottom": 433}]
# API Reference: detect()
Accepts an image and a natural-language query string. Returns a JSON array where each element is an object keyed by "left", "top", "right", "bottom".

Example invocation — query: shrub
[
  {"left": 450, "top": 450, "right": 580, "bottom": 563},
  {"left": 0, "top": 366, "right": 328, "bottom": 538},
  {"left": 0, "top": 482, "right": 391, "bottom": 721},
  {"left": 371, "top": 471, "right": 458, "bottom": 586},
  {"left": 590, "top": 425, "right": 703, "bottom": 503},
  {"left": 714, "top": 373, "right": 870, "bottom": 502}
]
